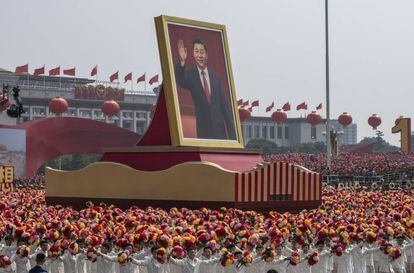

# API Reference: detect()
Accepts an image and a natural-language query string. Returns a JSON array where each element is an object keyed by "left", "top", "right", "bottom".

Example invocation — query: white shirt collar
[{"left": 197, "top": 66, "right": 209, "bottom": 77}]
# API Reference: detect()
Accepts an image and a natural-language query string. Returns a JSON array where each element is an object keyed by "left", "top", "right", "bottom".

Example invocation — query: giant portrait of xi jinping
[{"left": 155, "top": 15, "right": 243, "bottom": 148}]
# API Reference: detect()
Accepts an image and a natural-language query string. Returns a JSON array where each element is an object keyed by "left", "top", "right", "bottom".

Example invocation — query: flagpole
[
  {"left": 325, "top": 0, "right": 332, "bottom": 170},
  {"left": 145, "top": 76, "right": 147, "bottom": 92},
  {"left": 43, "top": 65, "right": 45, "bottom": 89},
  {"left": 27, "top": 64, "right": 29, "bottom": 87}
]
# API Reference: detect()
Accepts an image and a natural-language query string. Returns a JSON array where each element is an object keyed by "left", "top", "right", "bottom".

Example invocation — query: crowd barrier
[{"left": 322, "top": 171, "right": 413, "bottom": 190}]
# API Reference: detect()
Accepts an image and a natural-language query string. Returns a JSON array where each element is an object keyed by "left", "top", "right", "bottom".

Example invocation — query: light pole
[{"left": 325, "top": 0, "right": 332, "bottom": 170}]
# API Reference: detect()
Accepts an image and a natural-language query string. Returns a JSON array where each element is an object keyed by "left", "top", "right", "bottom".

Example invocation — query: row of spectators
[
  {"left": 264, "top": 152, "right": 414, "bottom": 176},
  {"left": 12, "top": 152, "right": 414, "bottom": 188},
  {"left": 13, "top": 175, "right": 45, "bottom": 189}
]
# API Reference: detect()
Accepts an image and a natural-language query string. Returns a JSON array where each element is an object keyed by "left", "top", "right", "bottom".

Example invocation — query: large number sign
[
  {"left": 392, "top": 117, "right": 412, "bottom": 153},
  {"left": 74, "top": 85, "right": 125, "bottom": 101}
]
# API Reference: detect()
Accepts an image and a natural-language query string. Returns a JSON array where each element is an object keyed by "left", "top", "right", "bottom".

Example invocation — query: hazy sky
[{"left": 2, "top": 0, "right": 414, "bottom": 145}]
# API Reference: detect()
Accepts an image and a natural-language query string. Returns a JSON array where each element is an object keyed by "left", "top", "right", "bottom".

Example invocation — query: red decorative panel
[{"left": 0, "top": 117, "right": 140, "bottom": 176}]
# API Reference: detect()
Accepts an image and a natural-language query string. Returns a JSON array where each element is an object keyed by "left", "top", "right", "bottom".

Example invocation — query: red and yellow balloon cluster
[{"left": 0, "top": 188, "right": 412, "bottom": 265}]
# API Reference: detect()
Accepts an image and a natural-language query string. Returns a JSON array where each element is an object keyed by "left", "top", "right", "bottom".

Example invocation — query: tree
[
  {"left": 246, "top": 139, "right": 278, "bottom": 155},
  {"left": 245, "top": 139, "right": 327, "bottom": 155},
  {"left": 375, "top": 130, "right": 385, "bottom": 144},
  {"left": 411, "top": 132, "right": 414, "bottom": 151},
  {"left": 359, "top": 135, "right": 398, "bottom": 153},
  {"left": 45, "top": 153, "right": 101, "bottom": 171},
  {"left": 294, "top": 142, "right": 326, "bottom": 154},
  {"left": 0, "top": 144, "right": 7, "bottom": 151}
]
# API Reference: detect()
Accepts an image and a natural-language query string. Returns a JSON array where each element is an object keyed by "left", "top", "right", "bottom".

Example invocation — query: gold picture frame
[{"left": 155, "top": 15, "right": 244, "bottom": 148}]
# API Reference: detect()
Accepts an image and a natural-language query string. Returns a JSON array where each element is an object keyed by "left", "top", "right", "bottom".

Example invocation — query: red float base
[
  {"left": 45, "top": 86, "right": 321, "bottom": 213},
  {"left": 99, "top": 86, "right": 262, "bottom": 172},
  {"left": 100, "top": 146, "right": 262, "bottom": 172},
  {"left": 46, "top": 196, "right": 320, "bottom": 213}
]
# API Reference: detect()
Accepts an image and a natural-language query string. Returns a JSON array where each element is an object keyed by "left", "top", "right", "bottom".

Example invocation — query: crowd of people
[
  {"left": 0, "top": 188, "right": 411, "bottom": 273},
  {"left": 12, "top": 175, "right": 44, "bottom": 190},
  {"left": 264, "top": 152, "right": 414, "bottom": 177}
]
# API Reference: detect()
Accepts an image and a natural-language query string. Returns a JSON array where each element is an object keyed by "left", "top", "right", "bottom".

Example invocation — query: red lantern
[
  {"left": 395, "top": 116, "right": 404, "bottom": 125},
  {"left": 0, "top": 96, "right": 10, "bottom": 112},
  {"left": 271, "top": 109, "right": 287, "bottom": 124},
  {"left": 338, "top": 112, "right": 352, "bottom": 128},
  {"left": 238, "top": 108, "right": 251, "bottom": 122},
  {"left": 49, "top": 97, "right": 68, "bottom": 116},
  {"left": 368, "top": 114, "right": 381, "bottom": 130},
  {"left": 307, "top": 111, "right": 321, "bottom": 127},
  {"left": 101, "top": 100, "right": 120, "bottom": 119}
]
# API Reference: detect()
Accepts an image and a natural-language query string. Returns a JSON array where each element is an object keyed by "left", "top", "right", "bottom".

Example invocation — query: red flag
[
  {"left": 149, "top": 74, "right": 159, "bottom": 85},
  {"left": 237, "top": 99, "right": 243, "bottom": 106},
  {"left": 15, "top": 64, "right": 28, "bottom": 74},
  {"left": 316, "top": 103, "right": 322, "bottom": 110},
  {"left": 91, "top": 65, "right": 97, "bottom": 77},
  {"left": 266, "top": 102, "right": 274, "bottom": 112},
  {"left": 49, "top": 66, "right": 60, "bottom": 76},
  {"left": 251, "top": 100, "right": 259, "bottom": 107},
  {"left": 137, "top": 74, "right": 145, "bottom": 83},
  {"left": 242, "top": 100, "right": 249, "bottom": 107},
  {"left": 124, "top": 72, "right": 132, "bottom": 83},
  {"left": 63, "top": 67, "right": 76, "bottom": 76},
  {"left": 282, "top": 102, "right": 291, "bottom": 111},
  {"left": 110, "top": 71, "right": 119, "bottom": 82},
  {"left": 33, "top": 66, "right": 45, "bottom": 76},
  {"left": 296, "top": 102, "right": 307, "bottom": 111}
]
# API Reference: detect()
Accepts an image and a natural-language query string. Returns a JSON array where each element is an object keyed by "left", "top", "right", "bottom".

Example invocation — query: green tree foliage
[
  {"left": 246, "top": 139, "right": 278, "bottom": 155},
  {"left": 0, "top": 144, "right": 7, "bottom": 151},
  {"left": 46, "top": 153, "right": 101, "bottom": 171},
  {"left": 294, "top": 142, "right": 326, "bottom": 154},
  {"left": 246, "top": 139, "right": 326, "bottom": 154},
  {"left": 359, "top": 131, "right": 399, "bottom": 153},
  {"left": 411, "top": 132, "right": 414, "bottom": 151}
]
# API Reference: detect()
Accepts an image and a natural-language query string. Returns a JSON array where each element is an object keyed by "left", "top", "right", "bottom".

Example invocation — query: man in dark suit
[
  {"left": 29, "top": 253, "right": 48, "bottom": 273},
  {"left": 175, "top": 38, "right": 236, "bottom": 140}
]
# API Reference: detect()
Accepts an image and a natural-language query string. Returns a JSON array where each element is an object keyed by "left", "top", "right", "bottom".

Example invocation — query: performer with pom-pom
[
  {"left": 96, "top": 242, "right": 117, "bottom": 273},
  {"left": 12, "top": 244, "right": 36, "bottom": 273},
  {"left": 169, "top": 248, "right": 219, "bottom": 273},
  {"left": 129, "top": 246, "right": 170, "bottom": 273}
]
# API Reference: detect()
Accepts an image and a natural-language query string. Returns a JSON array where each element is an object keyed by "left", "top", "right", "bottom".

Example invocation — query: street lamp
[{"left": 324, "top": 130, "right": 344, "bottom": 157}]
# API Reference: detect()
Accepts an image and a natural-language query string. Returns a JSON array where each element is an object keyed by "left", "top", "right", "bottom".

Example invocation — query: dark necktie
[{"left": 201, "top": 70, "right": 211, "bottom": 104}]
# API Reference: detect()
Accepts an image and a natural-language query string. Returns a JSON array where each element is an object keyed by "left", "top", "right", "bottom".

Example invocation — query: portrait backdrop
[
  {"left": 155, "top": 15, "right": 243, "bottom": 148},
  {"left": 0, "top": 128, "right": 26, "bottom": 178},
  {"left": 167, "top": 23, "right": 236, "bottom": 139}
]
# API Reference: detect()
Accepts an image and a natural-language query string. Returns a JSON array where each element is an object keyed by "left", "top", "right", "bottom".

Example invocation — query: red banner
[{"left": 74, "top": 85, "right": 125, "bottom": 101}]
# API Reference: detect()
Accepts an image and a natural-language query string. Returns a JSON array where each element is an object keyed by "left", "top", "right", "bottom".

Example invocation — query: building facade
[
  {"left": 242, "top": 116, "right": 357, "bottom": 147},
  {"left": 1, "top": 68, "right": 357, "bottom": 147},
  {"left": 0, "top": 68, "right": 157, "bottom": 135}
]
